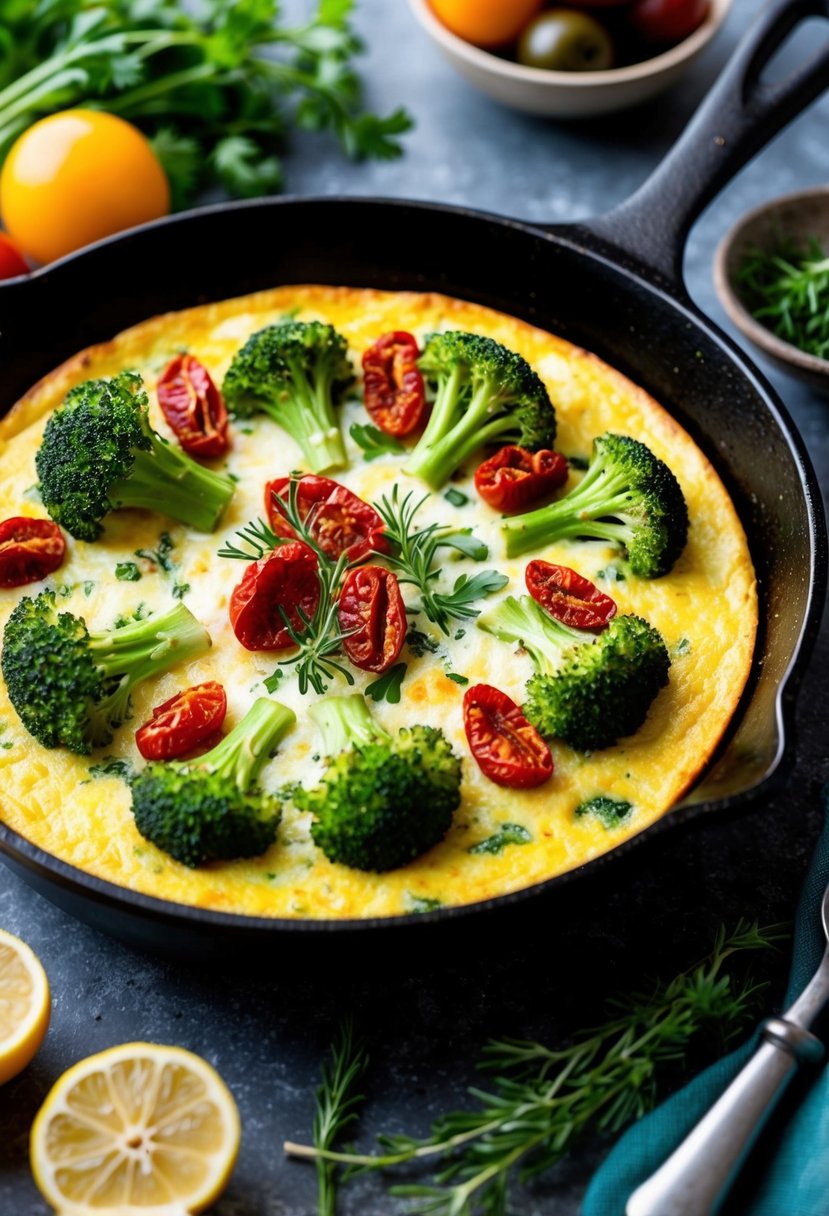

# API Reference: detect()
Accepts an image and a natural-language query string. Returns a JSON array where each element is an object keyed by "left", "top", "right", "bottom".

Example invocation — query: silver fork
[{"left": 626, "top": 881, "right": 829, "bottom": 1216}]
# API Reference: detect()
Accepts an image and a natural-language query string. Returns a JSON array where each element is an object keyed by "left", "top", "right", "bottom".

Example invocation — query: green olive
[{"left": 517, "top": 9, "right": 615, "bottom": 72}]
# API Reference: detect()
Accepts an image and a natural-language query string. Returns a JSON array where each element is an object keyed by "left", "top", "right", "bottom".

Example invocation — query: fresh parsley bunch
[{"left": 0, "top": 0, "right": 413, "bottom": 207}]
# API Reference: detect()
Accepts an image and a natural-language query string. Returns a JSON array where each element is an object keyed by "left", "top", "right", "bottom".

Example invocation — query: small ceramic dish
[
  {"left": 714, "top": 186, "right": 829, "bottom": 395},
  {"left": 407, "top": 0, "right": 732, "bottom": 118}
]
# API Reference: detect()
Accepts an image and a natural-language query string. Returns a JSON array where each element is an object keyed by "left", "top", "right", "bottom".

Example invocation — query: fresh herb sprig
[
  {"left": 375, "top": 487, "right": 507, "bottom": 635},
  {"left": 312, "top": 1021, "right": 369, "bottom": 1216},
  {"left": 218, "top": 517, "right": 284, "bottom": 562},
  {"left": 285, "top": 920, "right": 784, "bottom": 1216},
  {"left": 350, "top": 423, "right": 406, "bottom": 462},
  {"left": 737, "top": 236, "right": 829, "bottom": 359},
  {"left": 0, "top": 0, "right": 413, "bottom": 208},
  {"left": 252, "top": 477, "right": 356, "bottom": 696}
]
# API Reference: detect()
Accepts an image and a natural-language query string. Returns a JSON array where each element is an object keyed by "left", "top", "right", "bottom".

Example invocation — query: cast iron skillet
[{"left": 0, "top": 0, "right": 827, "bottom": 955}]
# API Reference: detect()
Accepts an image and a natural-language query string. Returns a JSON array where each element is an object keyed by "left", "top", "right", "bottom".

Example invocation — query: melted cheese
[{"left": 0, "top": 287, "right": 756, "bottom": 919}]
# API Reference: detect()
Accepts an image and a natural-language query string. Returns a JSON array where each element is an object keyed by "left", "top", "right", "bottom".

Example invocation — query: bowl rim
[
  {"left": 713, "top": 185, "right": 829, "bottom": 377},
  {"left": 407, "top": 0, "right": 733, "bottom": 89}
]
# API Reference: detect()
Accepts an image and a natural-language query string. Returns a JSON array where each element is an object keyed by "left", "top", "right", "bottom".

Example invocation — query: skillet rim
[{"left": 0, "top": 194, "right": 824, "bottom": 936}]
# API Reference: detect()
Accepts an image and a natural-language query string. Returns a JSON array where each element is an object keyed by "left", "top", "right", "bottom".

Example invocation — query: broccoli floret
[
  {"left": 478, "top": 595, "right": 670, "bottom": 751},
  {"left": 405, "top": 331, "right": 556, "bottom": 488},
  {"left": 2, "top": 591, "right": 211, "bottom": 754},
  {"left": 294, "top": 695, "right": 461, "bottom": 872},
  {"left": 502, "top": 432, "right": 688, "bottom": 577},
  {"left": 35, "top": 371, "right": 236, "bottom": 541},
  {"left": 131, "top": 698, "right": 295, "bottom": 867},
  {"left": 222, "top": 320, "right": 353, "bottom": 473}
]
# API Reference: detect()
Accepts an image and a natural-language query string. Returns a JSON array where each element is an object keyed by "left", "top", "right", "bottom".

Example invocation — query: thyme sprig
[
  {"left": 737, "top": 235, "right": 829, "bottom": 359},
  {"left": 374, "top": 487, "right": 507, "bottom": 635},
  {"left": 285, "top": 920, "right": 785, "bottom": 1216}
]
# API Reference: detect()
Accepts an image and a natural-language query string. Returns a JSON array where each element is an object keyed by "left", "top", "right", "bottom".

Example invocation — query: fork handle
[{"left": 626, "top": 1018, "right": 824, "bottom": 1216}]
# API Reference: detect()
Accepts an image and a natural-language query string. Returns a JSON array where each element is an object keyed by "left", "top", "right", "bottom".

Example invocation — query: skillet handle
[{"left": 582, "top": 0, "right": 829, "bottom": 286}]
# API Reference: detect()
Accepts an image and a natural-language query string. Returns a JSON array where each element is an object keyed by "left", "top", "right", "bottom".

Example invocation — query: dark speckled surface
[{"left": 2, "top": 0, "right": 829, "bottom": 1212}]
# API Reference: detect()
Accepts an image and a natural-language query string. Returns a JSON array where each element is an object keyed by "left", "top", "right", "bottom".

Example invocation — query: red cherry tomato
[
  {"left": 157, "top": 354, "right": 230, "bottom": 458},
  {"left": 525, "top": 560, "right": 617, "bottom": 630},
  {"left": 628, "top": 0, "right": 709, "bottom": 42},
  {"left": 135, "top": 681, "right": 227, "bottom": 760},
  {"left": 338, "top": 565, "right": 407, "bottom": 674},
  {"left": 361, "top": 331, "right": 426, "bottom": 436},
  {"left": 265, "top": 475, "right": 388, "bottom": 563},
  {"left": 463, "top": 684, "right": 553, "bottom": 789},
  {"left": 0, "top": 517, "right": 65, "bottom": 587},
  {"left": 0, "top": 232, "right": 28, "bottom": 279},
  {"left": 229, "top": 541, "right": 320, "bottom": 651},
  {"left": 474, "top": 446, "right": 568, "bottom": 513}
]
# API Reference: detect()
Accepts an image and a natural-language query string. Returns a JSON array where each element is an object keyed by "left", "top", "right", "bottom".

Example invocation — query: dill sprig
[
  {"left": 285, "top": 920, "right": 785, "bottom": 1216},
  {"left": 312, "top": 1021, "right": 369, "bottom": 1216},
  {"left": 374, "top": 487, "right": 507, "bottom": 636},
  {"left": 737, "top": 235, "right": 829, "bottom": 359}
]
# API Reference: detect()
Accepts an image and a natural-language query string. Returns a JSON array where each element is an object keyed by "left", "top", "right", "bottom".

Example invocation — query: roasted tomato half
[
  {"left": 475, "top": 446, "right": 568, "bottom": 513},
  {"left": 265, "top": 475, "right": 387, "bottom": 562},
  {"left": 136, "top": 681, "right": 227, "bottom": 760},
  {"left": 229, "top": 540, "right": 320, "bottom": 651},
  {"left": 157, "top": 355, "right": 230, "bottom": 458},
  {"left": 361, "top": 331, "right": 426, "bottom": 436},
  {"left": 0, "top": 517, "right": 65, "bottom": 587},
  {"left": 338, "top": 565, "right": 407, "bottom": 673},
  {"left": 463, "top": 683, "right": 553, "bottom": 788},
  {"left": 525, "top": 560, "right": 617, "bottom": 629}
]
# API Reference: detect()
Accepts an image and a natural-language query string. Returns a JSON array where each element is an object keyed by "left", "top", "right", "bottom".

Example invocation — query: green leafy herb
[
  {"left": 260, "top": 476, "right": 356, "bottom": 696},
  {"left": 285, "top": 921, "right": 784, "bottom": 1216},
  {"left": 172, "top": 581, "right": 190, "bottom": 600},
  {"left": 114, "top": 603, "right": 148, "bottom": 629},
  {"left": 350, "top": 423, "right": 406, "bottom": 461},
  {"left": 87, "top": 756, "right": 134, "bottom": 781},
  {"left": 443, "top": 487, "right": 469, "bottom": 508},
  {"left": 311, "top": 1021, "right": 369, "bottom": 1216},
  {"left": 566, "top": 454, "right": 589, "bottom": 471},
  {"left": 406, "top": 628, "right": 442, "bottom": 658},
  {"left": 0, "top": 0, "right": 413, "bottom": 208},
  {"left": 674, "top": 637, "right": 691, "bottom": 656},
  {"left": 737, "top": 236, "right": 829, "bottom": 359},
  {"left": 115, "top": 561, "right": 142, "bottom": 582},
  {"left": 218, "top": 517, "right": 284, "bottom": 562},
  {"left": 82, "top": 580, "right": 95, "bottom": 597},
  {"left": 438, "top": 530, "right": 488, "bottom": 561},
  {"left": 135, "top": 532, "right": 175, "bottom": 573},
  {"left": 406, "top": 894, "right": 443, "bottom": 914},
  {"left": 576, "top": 795, "right": 633, "bottom": 828},
  {"left": 365, "top": 662, "right": 407, "bottom": 704},
  {"left": 375, "top": 487, "right": 507, "bottom": 635},
  {"left": 469, "top": 823, "right": 532, "bottom": 855},
  {"left": 445, "top": 672, "right": 468, "bottom": 686},
  {"left": 597, "top": 565, "right": 626, "bottom": 583}
]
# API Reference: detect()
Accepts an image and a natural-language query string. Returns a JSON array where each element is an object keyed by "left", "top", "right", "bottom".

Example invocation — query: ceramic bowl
[
  {"left": 407, "top": 0, "right": 733, "bottom": 118},
  {"left": 714, "top": 186, "right": 829, "bottom": 395}
]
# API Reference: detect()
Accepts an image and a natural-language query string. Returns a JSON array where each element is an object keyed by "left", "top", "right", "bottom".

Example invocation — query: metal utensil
[{"left": 627, "top": 881, "right": 829, "bottom": 1215}]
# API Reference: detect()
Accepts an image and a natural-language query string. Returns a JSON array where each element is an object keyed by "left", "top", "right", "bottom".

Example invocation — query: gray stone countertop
[{"left": 2, "top": 0, "right": 829, "bottom": 1212}]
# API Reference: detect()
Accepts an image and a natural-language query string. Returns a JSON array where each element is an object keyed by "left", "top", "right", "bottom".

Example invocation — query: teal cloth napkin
[{"left": 582, "top": 799, "right": 829, "bottom": 1216}]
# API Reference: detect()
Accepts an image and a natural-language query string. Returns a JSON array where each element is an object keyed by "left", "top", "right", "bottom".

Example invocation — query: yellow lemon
[
  {"left": 0, "top": 926, "right": 50, "bottom": 1085},
  {"left": 30, "top": 1042, "right": 240, "bottom": 1215}
]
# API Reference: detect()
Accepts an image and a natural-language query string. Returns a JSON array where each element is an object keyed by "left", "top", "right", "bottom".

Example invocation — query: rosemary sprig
[
  {"left": 312, "top": 1021, "right": 369, "bottom": 1216},
  {"left": 374, "top": 487, "right": 507, "bottom": 635},
  {"left": 220, "top": 476, "right": 356, "bottom": 696},
  {"left": 737, "top": 235, "right": 829, "bottom": 359},
  {"left": 285, "top": 920, "right": 785, "bottom": 1216}
]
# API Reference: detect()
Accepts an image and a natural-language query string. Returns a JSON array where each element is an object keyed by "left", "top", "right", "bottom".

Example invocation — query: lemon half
[
  {"left": 0, "top": 926, "right": 50, "bottom": 1085},
  {"left": 30, "top": 1042, "right": 240, "bottom": 1215}
]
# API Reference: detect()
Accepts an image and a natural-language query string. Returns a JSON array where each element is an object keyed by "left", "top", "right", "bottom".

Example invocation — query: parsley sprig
[
  {"left": 0, "top": 0, "right": 413, "bottom": 208},
  {"left": 285, "top": 920, "right": 785, "bottom": 1215},
  {"left": 375, "top": 487, "right": 507, "bottom": 635}
]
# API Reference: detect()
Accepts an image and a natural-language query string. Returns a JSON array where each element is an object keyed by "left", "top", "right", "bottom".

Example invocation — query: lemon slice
[
  {"left": 30, "top": 1042, "right": 240, "bottom": 1215},
  {"left": 0, "top": 926, "right": 50, "bottom": 1085}
]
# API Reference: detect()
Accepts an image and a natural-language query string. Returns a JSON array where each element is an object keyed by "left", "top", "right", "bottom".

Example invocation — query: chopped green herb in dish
[{"left": 737, "top": 236, "right": 829, "bottom": 360}]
